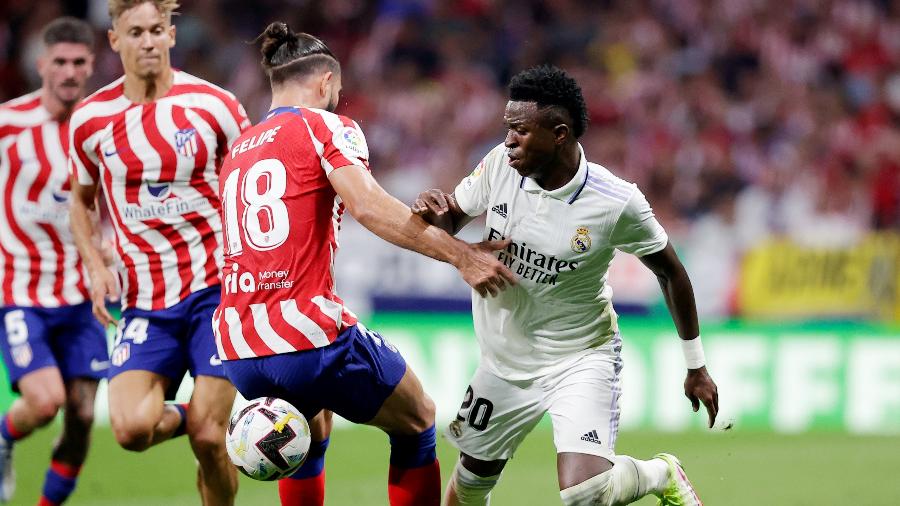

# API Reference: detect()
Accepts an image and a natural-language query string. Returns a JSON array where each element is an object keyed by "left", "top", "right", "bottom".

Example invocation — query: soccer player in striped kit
[
  {"left": 68, "top": 1, "right": 249, "bottom": 504},
  {"left": 0, "top": 18, "right": 106, "bottom": 506},
  {"left": 413, "top": 66, "right": 720, "bottom": 506},
  {"left": 215, "top": 23, "right": 515, "bottom": 506}
]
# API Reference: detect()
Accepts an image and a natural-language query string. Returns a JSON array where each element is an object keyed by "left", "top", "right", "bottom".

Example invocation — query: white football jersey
[{"left": 454, "top": 143, "right": 668, "bottom": 380}]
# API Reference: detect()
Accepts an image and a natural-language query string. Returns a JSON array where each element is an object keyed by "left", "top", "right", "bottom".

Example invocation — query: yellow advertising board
[{"left": 739, "top": 234, "right": 900, "bottom": 320}]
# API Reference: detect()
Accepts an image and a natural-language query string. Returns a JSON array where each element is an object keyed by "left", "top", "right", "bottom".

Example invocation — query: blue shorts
[
  {"left": 110, "top": 286, "right": 225, "bottom": 398},
  {"left": 0, "top": 302, "right": 108, "bottom": 391},
  {"left": 223, "top": 324, "right": 407, "bottom": 424}
]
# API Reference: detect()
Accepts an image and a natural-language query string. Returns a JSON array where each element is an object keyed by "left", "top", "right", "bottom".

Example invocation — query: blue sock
[
  {"left": 388, "top": 425, "right": 437, "bottom": 468},
  {"left": 288, "top": 437, "right": 329, "bottom": 479},
  {"left": 40, "top": 460, "right": 80, "bottom": 505},
  {"left": 0, "top": 414, "right": 26, "bottom": 443},
  {"left": 170, "top": 403, "right": 189, "bottom": 438}
]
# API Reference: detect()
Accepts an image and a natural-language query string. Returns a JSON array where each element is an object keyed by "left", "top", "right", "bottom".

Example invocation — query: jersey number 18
[{"left": 222, "top": 158, "right": 290, "bottom": 256}]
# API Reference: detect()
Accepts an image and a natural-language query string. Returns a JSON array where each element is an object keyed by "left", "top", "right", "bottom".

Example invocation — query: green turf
[{"left": 7, "top": 424, "right": 899, "bottom": 505}]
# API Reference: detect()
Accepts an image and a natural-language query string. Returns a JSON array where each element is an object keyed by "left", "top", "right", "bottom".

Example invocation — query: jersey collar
[
  {"left": 265, "top": 106, "right": 303, "bottom": 120},
  {"left": 518, "top": 143, "right": 589, "bottom": 204}
]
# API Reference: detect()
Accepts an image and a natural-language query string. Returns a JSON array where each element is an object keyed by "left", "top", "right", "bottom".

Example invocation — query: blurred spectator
[{"left": 2, "top": 0, "right": 898, "bottom": 316}]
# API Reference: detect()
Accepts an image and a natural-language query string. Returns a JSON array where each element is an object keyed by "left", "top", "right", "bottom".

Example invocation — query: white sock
[
  {"left": 559, "top": 455, "right": 669, "bottom": 506},
  {"left": 443, "top": 461, "right": 501, "bottom": 506},
  {"left": 618, "top": 455, "right": 669, "bottom": 496}
]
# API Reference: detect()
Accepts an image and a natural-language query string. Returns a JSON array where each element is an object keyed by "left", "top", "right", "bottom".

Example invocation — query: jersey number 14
[{"left": 222, "top": 158, "right": 290, "bottom": 256}]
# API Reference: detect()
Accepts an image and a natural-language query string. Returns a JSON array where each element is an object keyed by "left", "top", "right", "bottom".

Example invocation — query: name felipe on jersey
[
  {"left": 223, "top": 263, "right": 294, "bottom": 295},
  {"left": 230, "top": 125, "right": 282, "bottom": 159},
  {"left": 488, "top": 227, "right": 579, "bottom": 286}
]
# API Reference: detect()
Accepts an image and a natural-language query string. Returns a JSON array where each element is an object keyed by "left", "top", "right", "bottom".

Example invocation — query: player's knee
[
  {"left": 388, "top": 424, "right": 436, "bottom": 469},
  {"left": 450, "top": 460, "right": 501, "bottom": 503},
  {"left": 27, "top": 393, "right": 65, "bottom": 427},
  {"left": 404, "top": 395, "right": 436, "bottom": 434},
  {"left": 187, "top": 421, "right": 227, "bottom": 461},
  {"left": 113, "top": 424, "right": 153, "bottom": 452},
  {"left": 110, "top": 415, "right": 154, "bottom": 452}
]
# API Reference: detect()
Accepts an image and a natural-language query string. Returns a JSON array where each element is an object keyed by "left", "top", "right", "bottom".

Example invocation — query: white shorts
[{"left": 445, "top": 335, "right": 622, "bottom": 461}]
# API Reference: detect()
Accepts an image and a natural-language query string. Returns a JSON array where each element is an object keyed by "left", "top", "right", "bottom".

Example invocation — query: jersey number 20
[{"left": 222, "top": 159, "right": 289, "bottom": 256}]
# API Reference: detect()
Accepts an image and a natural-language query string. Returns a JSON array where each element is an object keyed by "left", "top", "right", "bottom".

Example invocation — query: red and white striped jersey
[
  {"left": 0, "top": 91, "right": 89, "bottom": 307},
  {"left": 68, "top": 71, "right": 250, "bottom": 311},
  {"left": 213, "top": 106, "right": 366, "bottom": 360}
]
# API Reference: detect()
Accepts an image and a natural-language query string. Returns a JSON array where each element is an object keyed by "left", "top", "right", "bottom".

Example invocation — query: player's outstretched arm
[
  {"left": 328, "top": 164, "right": 516, "bottom": 297},
  {"left": 411, "top": 189, "right": 474, "bottom": 236},
  {"left": 69, "top": 179, "right": 119, "bottom": 326},
  {"left": 639, "top": 242, "right": 719, "bottom": 428}
]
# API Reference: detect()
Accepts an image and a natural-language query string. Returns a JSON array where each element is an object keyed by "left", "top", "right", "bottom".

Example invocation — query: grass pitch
[{"left": 8, "top": 424, "right": 897, "bottom": 505}]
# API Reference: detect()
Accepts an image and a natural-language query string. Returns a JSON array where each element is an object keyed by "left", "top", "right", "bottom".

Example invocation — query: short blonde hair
[{"left": 108, "top": 0, "right": 179, "bottom": 21}]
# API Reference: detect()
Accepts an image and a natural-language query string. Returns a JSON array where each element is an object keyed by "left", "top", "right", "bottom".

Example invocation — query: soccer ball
[{"left": 225, "top": 397, "right": 311, "bottom": 481}]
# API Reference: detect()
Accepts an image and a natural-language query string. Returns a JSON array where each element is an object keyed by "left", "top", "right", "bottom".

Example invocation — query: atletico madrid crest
[{"left": 175, "top": 128, "right": 198, "bottom": 157}]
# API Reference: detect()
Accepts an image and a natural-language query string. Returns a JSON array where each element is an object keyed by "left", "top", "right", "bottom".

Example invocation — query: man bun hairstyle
[
  {"left": 42, "top": 16, "right": 95, "bottom": 50},
  {"left": 508, "top": 65, "right": 589, "bottom": 139},
  {"left": 256, "top": 22, "right": 339, "bottom": 86}
]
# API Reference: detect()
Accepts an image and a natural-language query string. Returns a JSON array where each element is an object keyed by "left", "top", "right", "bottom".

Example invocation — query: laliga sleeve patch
[
  {"left": 470, "top": 161, "right": 485, "bottom": 178},
  {"left": 333, "top": 126, "right": 369, "bottom": 160}
]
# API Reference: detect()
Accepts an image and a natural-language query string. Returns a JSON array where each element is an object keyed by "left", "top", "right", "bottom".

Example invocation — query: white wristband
[{"left": 681, "top": 336, "right": 706, "bottom": 369}]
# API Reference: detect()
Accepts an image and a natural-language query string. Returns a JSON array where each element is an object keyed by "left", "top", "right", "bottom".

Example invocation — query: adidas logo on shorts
[
  {"left": 580, "top": 429, "right": 602, "bottom": 445},
  {"left": 491, "top": 203, "right": 508, "bottom": 218}
]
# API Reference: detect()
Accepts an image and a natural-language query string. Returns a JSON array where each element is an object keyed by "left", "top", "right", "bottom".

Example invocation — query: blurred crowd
[{"left": 3, "top": 0, "right": 899, "bottom": 251}]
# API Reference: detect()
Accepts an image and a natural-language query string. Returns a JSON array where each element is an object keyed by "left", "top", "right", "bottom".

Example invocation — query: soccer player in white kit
[
  {"left": 68, "top": 1, "right": 249, "bottom": 504},
  {"left": 0, "top": 18, "right": 106, "bottom": 506},
  {"left": 413, "top": 65, "right": 719, "bottom": 506}
]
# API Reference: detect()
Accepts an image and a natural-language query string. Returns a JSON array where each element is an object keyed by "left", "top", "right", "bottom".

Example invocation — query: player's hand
[
  {"left": 458, "top": 239, "right": 517, "bottom": 298},
  {"left": 412, "top": 189, "right": 453, "bottom": 233},
  {"left": 87, "top": 264, "right": 119, "bottom": 327},
  {"left": 685, "top": 366, "right": 718, "bottom": 428},
  {"left": 101, "top": 237, "right": 118, "bottom": 267}
]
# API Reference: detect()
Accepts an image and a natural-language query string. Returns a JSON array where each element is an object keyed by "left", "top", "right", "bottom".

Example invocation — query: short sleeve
[
  {"left": 228, "top": 99, "right": 252, "bottom": 142},
  {"left": 309, "top": 111, "right": 369, "bottom": 175},
  {"left": 68, "top": 112, "right": 100, "bottom": 186},
  {"left": 454, "top": 144, "right": 504, "bottom": 217},
  {"left": 327, "top": 119, "right": 369, "bottom": 170},
  {"left": 609, "top": 188, "right": 668, "bottom": 256},
  {"left": 216, "top": 93, "right": 251, "bottom": 160}
]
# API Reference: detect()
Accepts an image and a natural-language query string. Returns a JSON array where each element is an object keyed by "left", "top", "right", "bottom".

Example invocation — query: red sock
[
  {"left": 37, "top": 497, "right": 58, "bottom": 506},
  {"left": 387, "top": 460, "right": 440, "bottom": 506},
  {"left": 278, "top": 471, "right": 325, "bottom": 506}
]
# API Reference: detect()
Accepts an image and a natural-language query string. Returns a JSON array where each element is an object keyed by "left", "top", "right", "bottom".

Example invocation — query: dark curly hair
[
  {"left": 255, "top": 22, "right": 339, "bottom": 85},
  {"left": 508, "top": 65, "right": 588, "bottom": 139}
]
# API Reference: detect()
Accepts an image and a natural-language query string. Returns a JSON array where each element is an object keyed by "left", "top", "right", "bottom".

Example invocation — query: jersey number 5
[{"left": 222, "top": 159, "right": 290, "bottom": 256}]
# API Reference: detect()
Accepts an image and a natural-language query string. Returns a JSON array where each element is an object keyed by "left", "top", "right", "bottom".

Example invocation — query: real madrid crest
[
  {"left": 448, "top": 419, "right": 463, "bottom": 438},
  {"left": 571, "top": 226, "right": 591, "bottom": 253}
]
